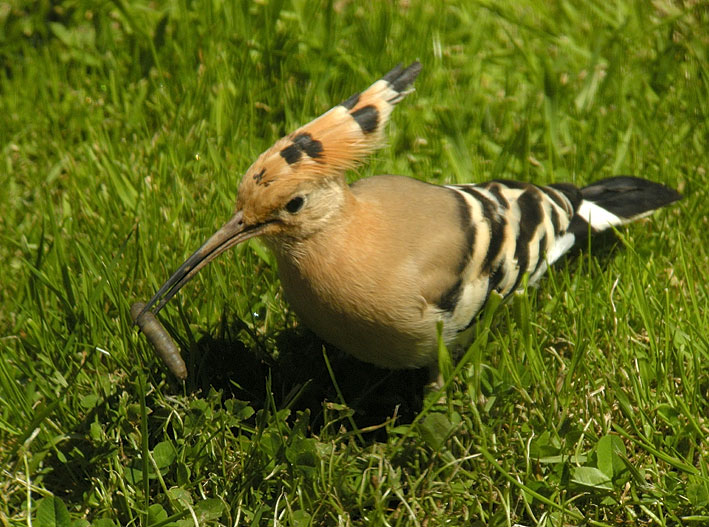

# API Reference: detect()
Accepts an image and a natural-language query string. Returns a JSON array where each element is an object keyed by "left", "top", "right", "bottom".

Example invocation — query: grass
[{"left": 1, "top": 0, "right": 708, "bottom": 525}]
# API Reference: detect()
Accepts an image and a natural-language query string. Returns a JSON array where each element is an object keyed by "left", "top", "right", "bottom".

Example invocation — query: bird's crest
[{"left": 236, "top": 62, "right": 422, "bottom": 222}]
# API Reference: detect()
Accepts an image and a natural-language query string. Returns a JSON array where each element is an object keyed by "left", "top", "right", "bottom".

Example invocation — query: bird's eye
[{"left": 285, "top": 196, "right": 305, "bottom": 214}]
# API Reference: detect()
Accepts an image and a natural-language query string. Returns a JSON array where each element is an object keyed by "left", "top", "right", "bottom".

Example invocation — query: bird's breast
[{"left": 268, "top": 214, "right": 440, "bottom": 369}]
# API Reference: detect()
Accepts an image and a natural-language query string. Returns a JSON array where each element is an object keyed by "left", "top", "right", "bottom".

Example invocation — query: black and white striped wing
[{"left": 444, "top": 176, "right": 680, "bottom": 332}]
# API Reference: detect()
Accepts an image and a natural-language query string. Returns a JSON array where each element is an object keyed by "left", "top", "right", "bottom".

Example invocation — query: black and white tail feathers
[{"left": 565, "top": 176, "right": 681, "bottom": 238}]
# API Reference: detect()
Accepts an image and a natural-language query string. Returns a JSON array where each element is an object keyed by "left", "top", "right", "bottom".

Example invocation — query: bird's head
[{"left": 140, "top": 62, "right": 422, "bottom": 315}]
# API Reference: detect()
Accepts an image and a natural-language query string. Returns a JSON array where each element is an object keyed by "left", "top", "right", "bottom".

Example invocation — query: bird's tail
[{"left": 568, "top": 176, "right": 681, "bottom": 235}]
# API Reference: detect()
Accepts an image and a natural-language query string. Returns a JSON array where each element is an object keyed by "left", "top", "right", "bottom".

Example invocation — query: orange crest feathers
[{"left": 237, "top": 62, "right": 422, "bottom": 216}]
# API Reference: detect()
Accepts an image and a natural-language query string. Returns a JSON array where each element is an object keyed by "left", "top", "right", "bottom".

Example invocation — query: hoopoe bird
[{"left": 138, "top": 62, "right": 680, "bottom": 382}]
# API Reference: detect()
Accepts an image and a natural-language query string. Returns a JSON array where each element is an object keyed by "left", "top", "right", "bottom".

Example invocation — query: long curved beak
[{"left": 139, "top": 211, "right": 268, "bottom": 316}]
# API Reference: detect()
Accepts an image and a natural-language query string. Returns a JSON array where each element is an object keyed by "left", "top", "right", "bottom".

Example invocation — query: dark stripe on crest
[
  {"left": 341, "top": 92, "right": 360, "bottom": 110},
  {"left": 293, "top": 133, "right": 323, "bottom": 159},
  {"left": 280, "top": 133, "right": 324, "bottom": 165},
  {"left": 390, "top": 63, "right": 422, "bottom": 92},
  {"left": 280, "top": 144, "right": 302, "bottom": 165},
  {"left": 351, "top": 105, "right": 379, "bottom": 134},
  {"left": 381, "top": 62, "right": 422, "bottom": 93},
  {"left": 381, "top": 64, "right": 404, "bottom": 84}
]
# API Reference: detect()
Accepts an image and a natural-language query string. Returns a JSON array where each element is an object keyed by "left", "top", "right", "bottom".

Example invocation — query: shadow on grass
[{"left": 187, "top": 327, "right": 429, "bottom": 437}]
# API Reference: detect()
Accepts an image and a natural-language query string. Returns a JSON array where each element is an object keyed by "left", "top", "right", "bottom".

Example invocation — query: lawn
[{"left": 1, "top": 0, "right": 708, "bottom": 525}]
